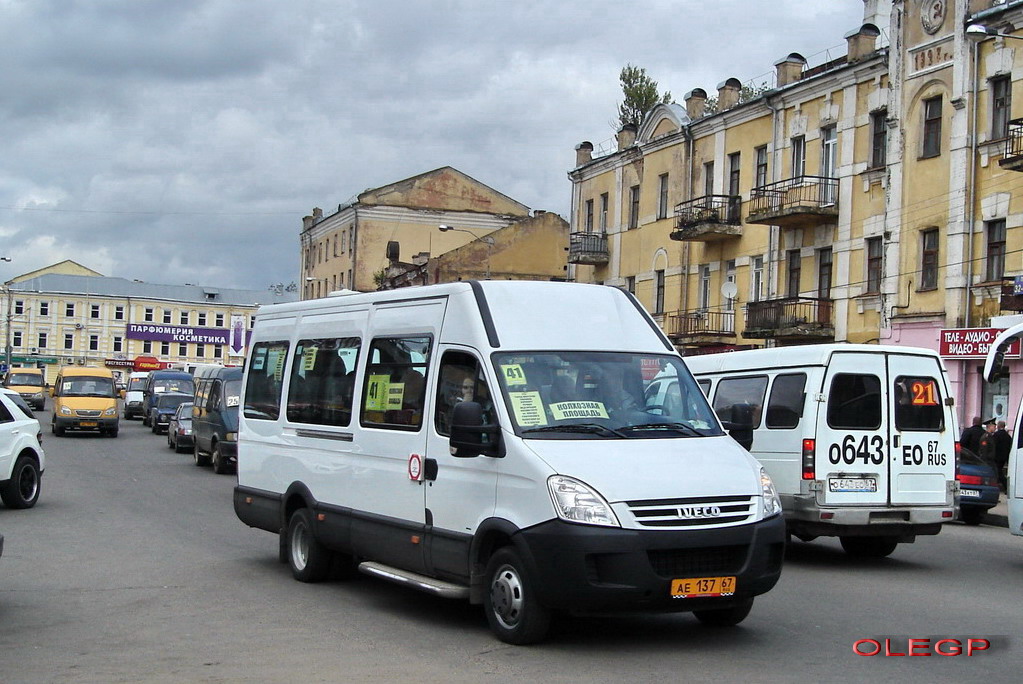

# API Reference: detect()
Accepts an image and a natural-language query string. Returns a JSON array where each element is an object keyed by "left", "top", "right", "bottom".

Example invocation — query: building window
[
  {"left": 196, "top": 344, "right": 205, "bottom": 358},
  {"left": 791, "top": 136, "right": 806, "bottom": 177},
  {"left": 703, "top": 162, "right": 714, "bottom": 197},
  {"left": 657, "top": 174, "right": 669, "bottom": 219},
  {"left": 987, "top": 219, "right": 1007, "bottom": 282},
  {"left": 39, "top": 301, "right": 49, "bottom": 316},
  {"left": 114, "top": 305, "right": 123, "bottom": 320},
  {"left": 625, "top": 276, "right": 635, "bottom": 294},
  {"left": 178, "top": 343, "right": 187, "bottom": 356},
  {"left": 113, "top": 336, "right": 122, "bottom": 353},
  {"left": 14, "top": 300, "right": 24, "bottom": 315},
  {"left": 817, "top": 248, "right": 833, "bottom": 299},
  {"left": 143, "top": 340, "right": 152, "bottom": 354},
  {"left": 654, "top": 269, "right": 665, "bottom": 313},
  {"left": 751, "top": 256, "right": 764, "bottom": 302},
  {"left": 922, "top": 96, "right": 942, "bottom": 158},
  {"left": 89, "top": 335, "right": 99, "bottom": 351},
  {"left": 629, "top": 185, "right": 640, "bottom": 229},
  {"left": 12, "top": 331, "right": 22, "bottom": 347},
  {"left": 65, "top": 303, "right": 75, "bottom": 317},
  {"left": 584, "top": 199, "right": 594, "bottom": 232},
  {"left": 160, "top": 342, "right": 170, "bottom": 356},
  {"left": 699, "top": 265, "right": 711, "bottom": 310},
  {"left": 38, "top": 332, "right": 48, "bottom": 349},
  {"left": 162, "top": 309, "right": 171, "bottom": 324},
  {"left": 724, "top": 261, "right": 737, "bottom": 313},
  {"left": 599, "top": 192, "right": 609, "bottom": 234},
  {"left": 870, "top": 110, "right": 887, "bottom": 168},
  {"left": 755, "top": 145, "right": 768, "bottom": 188},
  {"left": 786, "top": 250, "right": 801, "bottom": 298},
  {"left": 921, "top": 228, "right": 939, "bottom": 290},
  {"left": 215, "top": 313, "right": 224, "bottom": 327},
  {"left": 866, "top": 237, "right": 883, "bottom": 294},
  {"left": 728, "top": 153, "right": 741, "bottom": 196},
  {"left": 64, "top": 334, "right": 74, "bottom": 350},
  {"left": 180, "top": 311, "right": 189, "bottom": 325},
  {"left": 214, "top": 345, "right": 223, "bottom": 359},
  {"left": 144, "top": 307, "right": 154, "bottom": 322},
  {"left": 992, "top": 76, "right": 1011, "bottom": 140},
  {"left": 197, "top": 313, "right": 207, "bottom": 326}
]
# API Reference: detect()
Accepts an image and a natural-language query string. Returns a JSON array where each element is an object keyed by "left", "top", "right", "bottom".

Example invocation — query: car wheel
[
  {"left": 194, "top": 444, "right": 211, "bottom": 467},
  {"left": 51, "top": 418, "right": 65, "bottom": 437},
  {"left": 287, "top": 508, "right": 331, "bottom": 583},
  {"left": 212, "top": 443, "right": 228, "bottom": 474},
  {"left": 0, "top": 455, "right": 42, "bottom": 509},
  {"left": 483, "top": 547, "right": 552, "bottom": 645},
  {"left": 959, "top": 507, "right": 986, "bottom": 526},
  {"left": 693, "top": 598, "right": 754, "bottom": 627},
  {"left": 108, "top": 428, "right": 118, "bottom": 438},
  {"left": 839, "top": 536, "right": 899, "bottom": 558}
]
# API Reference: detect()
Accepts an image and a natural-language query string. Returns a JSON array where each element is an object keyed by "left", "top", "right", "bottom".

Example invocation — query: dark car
[
  {"left": 150, "top": 392, "right": 194, "bottom": 435},
  {"left": 958, "top": 448, "right": 1000, "bottom": 525},
  {"left": 167, "top": 402, "right": 194, "bottom": 453}
]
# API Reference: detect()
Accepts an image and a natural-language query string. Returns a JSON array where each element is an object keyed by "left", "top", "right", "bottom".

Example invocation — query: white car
[{"left": 0, "top": 388, "right": 45, "bottom": 509}]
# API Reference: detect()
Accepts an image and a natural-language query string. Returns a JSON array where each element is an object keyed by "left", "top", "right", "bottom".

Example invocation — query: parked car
[
  {"left": 958, "top": 448, "right": 1000, "bottom": 525},
  {"left": 0, "top": 387, "right": 45, "bottom": 509},
  {"left": 150, "top": 392, "right": 194, "bottom": 435},
  {"left": 167, "top": 402, "right": 194, "bottom": 453}
]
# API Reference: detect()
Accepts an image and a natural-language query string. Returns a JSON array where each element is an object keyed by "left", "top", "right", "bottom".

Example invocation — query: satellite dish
[{"left": 721, "top": 281, "right": 738, "bottom": 300}]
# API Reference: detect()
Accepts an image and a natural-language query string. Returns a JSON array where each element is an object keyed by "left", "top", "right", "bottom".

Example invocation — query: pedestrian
[
  {"left": 960, "top": 416, "right": 985, "bottom": 454},
  {"left": 977, "top": 419, "right": 998, "bottom": 469},
  {"left": 993, "top": 420, "right": 1012, "bottom": 492}
]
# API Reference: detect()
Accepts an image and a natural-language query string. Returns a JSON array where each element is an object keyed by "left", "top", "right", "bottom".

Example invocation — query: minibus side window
[
  {"left": 766, "top": 373, "right": 806, "bottom": 429},
  {"left": 893, "top": 375, "right": 944, "bottom": 431},
  {"left": 697, "top": 379, "right": 711, "bottom": 397},
  {"left": 287, "top": 337, "right": 361, "bottom": 427},
  {"left": 712, "top": 375, "right": 768, "bottom": 429},
  {"left": 361, "top": 336, "right": 431, "bottom": 431},
  {"left": 244, "top": 341, "right": 290, "bottom": 421},
  {"left": 435, "top": 351, "right": 491, "bottom": 436},
  {"left": 827, "top": 374, "right": 881, "bottom": 429}
]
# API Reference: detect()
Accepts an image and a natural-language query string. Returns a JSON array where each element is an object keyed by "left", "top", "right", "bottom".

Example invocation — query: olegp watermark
[{"left": 852, "top": 636, "right": 1004, "bottom": 657}]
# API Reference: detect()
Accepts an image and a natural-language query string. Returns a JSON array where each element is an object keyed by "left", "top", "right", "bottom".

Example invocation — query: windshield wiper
[
  {"left": 623, "top": 422, "right": 705, "bottom": 437},
  {"left": 521, "top": 423, "right": 627, "bottom": 438}
]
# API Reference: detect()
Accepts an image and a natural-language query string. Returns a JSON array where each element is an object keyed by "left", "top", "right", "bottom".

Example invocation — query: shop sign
[
  {"left": 105, "top": 358, "right": 135, "bottom": 368},
  {"left": 134, "top": 355, "right": 166, "bottom": 371},
  {"left": 126, "top": 323, "right": 235, "bottom": 345},
  {"left": 939, "top": 328, "right": 1021, "bottom": 358}
]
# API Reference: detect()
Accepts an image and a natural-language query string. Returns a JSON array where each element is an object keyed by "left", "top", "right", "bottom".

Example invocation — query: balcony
[
  {"left": 743, "top": 297, "right": 835, "bottom": 341},
  {"left": 1000, "top": 277, "right": 1023, "bottom": 311},
  {"left": 568, "top": 231, "right": 609, "bottom": 265},
  {"left": 998, "top": 119, "right": 1023, "bottom": 172},
  {"left": 670, "top": 195, "right": 743, "bottom": 242},
  {"left": 746, "top": 175, "right": 839, "bottom": 228},
  {"left": 663, "top": 310, "right": 736, "bottom": 344}
]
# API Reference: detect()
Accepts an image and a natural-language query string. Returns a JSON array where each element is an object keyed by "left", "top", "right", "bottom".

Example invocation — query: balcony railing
[
  {"left": 670, "top": 195, "right": 743, "bottom": 242},
  {"left": 663, "top": 310, "right": 736, "bottom": 340},
  {"left": 746, "top": 175, "right": 839, "bottom": 228},
  {"left": 743, "top": 297, "right": 835, "bottom": 340},
  {"left": 568, "top": 231, "right": 609, "bottom": 265},
  {"left": 999, "top": 118, "right": 1023, "bottom": 171}
]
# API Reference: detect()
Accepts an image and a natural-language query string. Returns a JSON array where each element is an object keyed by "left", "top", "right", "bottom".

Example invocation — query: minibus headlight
[
  {"left": 547, "top": 475, "right": 620, "bottom": 527},
  {"left": 60, "top": 405, "right": 72, "bottom": 416},
  {"left": 225, "top": 432, "right": 237, "bottom": 442},
  {"left": 103, "top": 407, "right": 117, "bottom": 417},
  {"left": 761, "top": 468, "right": 782, "bottom": 517}
]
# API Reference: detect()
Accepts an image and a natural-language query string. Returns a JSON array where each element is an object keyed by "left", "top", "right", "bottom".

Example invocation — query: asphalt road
[{"left": 1, "top": 411, "right": 1021, "bottom": 683}]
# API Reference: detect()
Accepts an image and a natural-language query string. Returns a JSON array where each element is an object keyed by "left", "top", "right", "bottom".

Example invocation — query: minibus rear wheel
[
  {"left": 693, "top": 597, "right": 754, "bottom": 627},
  {"left": 483, "top": 547, "right": 551, "bottom": 645},
  {"left": 287, "top": 508, "right": 331, "bottom": 583},
  {"left": 839, "top": 535, "right": 898, "bottom": 558}
]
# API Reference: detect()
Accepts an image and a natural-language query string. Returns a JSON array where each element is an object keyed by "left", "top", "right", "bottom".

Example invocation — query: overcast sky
[{"left": 0, "top": 0, "right": 869, "bottom": 291}]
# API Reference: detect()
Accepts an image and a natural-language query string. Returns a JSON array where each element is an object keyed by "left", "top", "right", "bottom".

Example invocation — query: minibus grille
[
  {"left": 624, "top": 495, "right": 756, "bottom": 528},
  {"left": 647, "top": 545, "right": 748, "bottom": 577},
  {"left": 75, "top": 410, "right": 102, "bottom": 418}
]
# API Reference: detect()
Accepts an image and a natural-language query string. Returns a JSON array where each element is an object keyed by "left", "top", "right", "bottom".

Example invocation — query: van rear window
[
  {"left": 894, "top": 376, "right": 944, "bottom": 431},
  {"left": 827, "top": 374, "right": 881, "bottom": 429}
]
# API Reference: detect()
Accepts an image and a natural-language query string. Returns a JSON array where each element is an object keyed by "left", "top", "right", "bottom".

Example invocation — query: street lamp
[
  {"left": 438, "top": 225, "right": 496, "bottom": 279},
  {"left": 2, "top": 257, "right": 13, "bottom": 374},
  {"left": 966, "top": 24, "right": 1023, "bottom": 42}
]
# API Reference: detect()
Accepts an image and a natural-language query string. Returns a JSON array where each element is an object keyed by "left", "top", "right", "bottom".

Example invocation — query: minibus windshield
[
  {"left": 128, "top": 377, "right": 148, "bottom": 392},
  {"left": 7, "top": 372, "right": 43, "bottom": 387},
  {"left": 224, "top": 379, "right": 242, "bottom": 409},
  {"left": 61, "top": 376, "right": 115, "bottom": 398},
  {"left": 492, "top": 352, "right": 722, "bottom": 439}
]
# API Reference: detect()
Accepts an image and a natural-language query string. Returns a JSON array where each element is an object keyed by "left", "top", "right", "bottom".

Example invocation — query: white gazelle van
[
  {"left": 984, "top": 324, "right": 1023, "bottom": 537},
  {"left": 235, "top": 281, "right": 785, "bottom": 644},
  {"left": 685, "top": 345, "right": 958, "bottom": 558}
]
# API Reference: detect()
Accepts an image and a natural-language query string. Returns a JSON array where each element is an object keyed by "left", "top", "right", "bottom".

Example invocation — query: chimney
[
  {"left": 575, "top": 141, "right": 594, "bottom": 166},
  {"left": 302, "top": 215, "right": 313, "bottom": 230},
  {"left": 685, "top": 88, "right": 707, "bottom": 119},
  {"left": 774, "top": 54, "right": 806, "bottom": 87},
  {"left": 716, "top": 78, "right": 742, "bottom": 111},
  {"left": 617, "top": 123, "right": 638, "bottom": 151},
  {"left": 845, "top": 24, "right": 880, "bottom": 62}
]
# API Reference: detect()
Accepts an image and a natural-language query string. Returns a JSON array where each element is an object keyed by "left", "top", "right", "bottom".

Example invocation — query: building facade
[
  {"left": 568, "top": 0, "right": 1023, "bottom": 428},
  {"left": 2, "top": 261, "right": 296, "bottom": 383}
]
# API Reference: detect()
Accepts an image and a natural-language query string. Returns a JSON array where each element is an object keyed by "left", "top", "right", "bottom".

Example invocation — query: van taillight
[
  {"left": 954, "top": 441, "right": 961, "bottom": 481},
  {"left": 801, "top": 439, "right": 815, "bottom": 480}
]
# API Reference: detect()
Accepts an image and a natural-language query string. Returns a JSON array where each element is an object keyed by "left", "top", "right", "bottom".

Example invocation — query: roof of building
[{"left": 9, "top": 272, "right": 298, "bottom": 307}]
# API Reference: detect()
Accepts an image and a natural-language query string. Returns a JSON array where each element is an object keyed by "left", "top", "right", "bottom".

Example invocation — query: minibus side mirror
[
  {"left": 721, "top": 402, "right": 755, "bottom": 451},
  {"left": 449, "top": 401, "right": 503, "bottom": 458},
  {"left": 49, "top": 386, "right": 56, "bottom": 397}
]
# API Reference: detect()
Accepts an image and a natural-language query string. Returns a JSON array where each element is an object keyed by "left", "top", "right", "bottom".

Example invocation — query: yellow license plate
[
  {"left": 80, "top": 421, "right": 98, "bottom": 427},
  {"left": 670, "top": 576, "right": 737, "bottom": 598}
]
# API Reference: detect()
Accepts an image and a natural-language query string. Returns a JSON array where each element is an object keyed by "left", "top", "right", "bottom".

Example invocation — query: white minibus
[
  {"left": 234, "top": 281, "right": 785, "bottom": 644},
  {"left": 983, "top": 324, "right": 1023, "bottom": 536},
  {"left": 685, "top": 344, "right": 958, "bottom": 557}
]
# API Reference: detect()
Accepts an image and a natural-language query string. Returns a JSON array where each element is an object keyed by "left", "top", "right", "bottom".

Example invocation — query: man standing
[
  {"left": 978, "top": 419, "right": 998, "bottom": 469},
  {"left": 960, "top": 416, "right": 985, "bottom": 454},
  {"left": 993, "top": 420, "right": 1012, "bottom": 492}
]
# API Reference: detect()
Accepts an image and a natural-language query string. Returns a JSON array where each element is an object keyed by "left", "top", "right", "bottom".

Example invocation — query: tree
[{"left": 617, "top": 64, "right": 672, "bottom": 129}]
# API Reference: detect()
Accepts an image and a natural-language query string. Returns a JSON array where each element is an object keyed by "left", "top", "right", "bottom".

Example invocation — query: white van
[
  {"left": 122, "top": 371, "right": 150, "bottom": 420},
  {"left": 235, "top": 281, "right": 785, "bottom": 644},
  {"left": 983, "top": 324, "right": 1023, "bottom": 536},
  {"left": 684, "top": 344, "right": 958, "bottom": 558}
]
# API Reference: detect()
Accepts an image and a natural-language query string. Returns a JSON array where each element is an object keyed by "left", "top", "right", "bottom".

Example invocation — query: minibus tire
[
  {"left": 0, "top": 455, "right": 41, "bottom": 509},
  {"left": 693, "top": 597, "right": 753, "bottom": 627},
  {"left": 483, "top": 547, "right": 551, "bottom": 645},
  {"left": 959, "top": 508, "right": 985, "bottom": 526},
  {"left": 287, "top": 508, "right": 331, "bottom": 583},
  {"left": 193, "top": 445, "right": 211, "bottom": 467},
  {"left": 212, "top": 444, "right": 228, "bottom": 475},
  {"left": 839, "top": 535, "right": 898, "bottom": 558}
]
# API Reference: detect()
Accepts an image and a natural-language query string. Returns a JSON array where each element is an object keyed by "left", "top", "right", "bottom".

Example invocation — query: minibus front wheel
[{"left": 483, "top": 547, "right": 551, "bottom": 645}]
